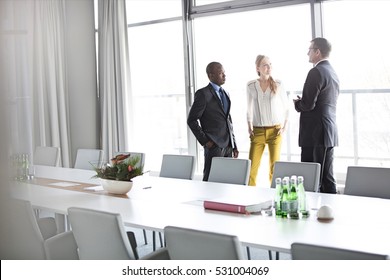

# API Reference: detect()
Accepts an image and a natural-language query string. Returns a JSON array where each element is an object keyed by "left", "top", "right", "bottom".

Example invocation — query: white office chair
[
  {"left": 344, "top": 166, "right": 390, "bottom": 199},
  {"left": 114, "top": 151, "right": 145, "bottom": 168},
  {"left": 114, "top": 151, "right": 148, "bottom": 245},
  {"left": 291, "top": 242, "right": 388, "bottom": 260},
  {"left": 159, "top": 154, "right": 196, "bottom": 180},
  {"left": 67, "top": 207, "right": 164, "bottom": 260},
  {"left": 68, "top": 207, "right": 137, "bottom": 259},
  {"left": 164, "top": 226, "right": 245, "bottom": 260},
  {"left": 208, "top": 157, "right": 251, "bottom": 185},
  {"left": 44, "top": 231, "right": 79, "bottom": 260},
  {"left": 271, "top": 161, "right": 321, "bottom": 192},
  {"left": 33, "top": 146, "right": 62, "bottom": 222},
  {"left": 0, "top": 199, "right": 75, "bottom": 260},
  {"left": 269, "top": 161, "right": 321, "bottom": 260},
  {"left": 149, "top": 154, "right": 196, "bottom": 251},
  {"left": 74, "top": 148, "right": 104, "bottom": 170},
  {"left": 34, "top": 146, "right": 60, "bottom": 166},
  {"left": 205, "top": 157, "right": 252, "bottom": 258}
]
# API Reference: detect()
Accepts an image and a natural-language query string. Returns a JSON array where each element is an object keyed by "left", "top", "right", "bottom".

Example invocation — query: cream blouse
[{"left": 246, "top": 79, "right": 289, "bottom": 127}]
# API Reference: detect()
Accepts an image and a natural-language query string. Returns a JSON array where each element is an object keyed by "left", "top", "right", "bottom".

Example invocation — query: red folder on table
[{"left": 203, "top": 198, "right": 272, "bottom": 214}]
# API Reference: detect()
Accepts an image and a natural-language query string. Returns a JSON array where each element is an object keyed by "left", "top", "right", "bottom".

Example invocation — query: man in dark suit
[
  {"left": 187, "top": 62, "right": 239, "bottom": 181},
  {"left": 294, "top": 38, "right": 340, "bottom": 194}
]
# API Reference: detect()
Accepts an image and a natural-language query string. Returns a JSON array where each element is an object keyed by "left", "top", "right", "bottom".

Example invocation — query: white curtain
[
  {"left": 98, "top": 0, "right": 132, "bottom": 161},
  {"left": 1, "top": 0, "right": 34, "bottom": 157},
  {"left": 33, "top": 0, "right": 71, "bottom": 167},
  {"left": 2, "top": 0, "right": 71, "bottom": 167}
]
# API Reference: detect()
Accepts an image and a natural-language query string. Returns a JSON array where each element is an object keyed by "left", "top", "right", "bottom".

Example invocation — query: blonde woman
[{"left": 246, "top": 55, "right": 289, "bottom": 186}]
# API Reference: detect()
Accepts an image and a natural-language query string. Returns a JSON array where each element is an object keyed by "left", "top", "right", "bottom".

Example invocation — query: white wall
[{"left": 65, "top": 0, "right": 100, "bottom": 164}]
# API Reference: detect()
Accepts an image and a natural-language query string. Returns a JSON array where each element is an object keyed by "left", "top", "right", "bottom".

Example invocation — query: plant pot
[{"left": 100, "top": 178, "right": 133, "bottom": 194}]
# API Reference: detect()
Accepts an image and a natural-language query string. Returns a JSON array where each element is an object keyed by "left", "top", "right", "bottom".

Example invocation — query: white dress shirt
[{"left": 246, "top": 79, "right": 289, "bottom": 127}]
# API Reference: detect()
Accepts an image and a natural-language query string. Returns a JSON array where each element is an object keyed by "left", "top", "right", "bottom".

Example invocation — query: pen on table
[{"left": 143, "top": 186, "right": 152, "bottom": 189}]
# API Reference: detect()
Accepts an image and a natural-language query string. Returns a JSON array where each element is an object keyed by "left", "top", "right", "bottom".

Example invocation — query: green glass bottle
[
  {"left": 23, "top": 154, "right": 29, "bottom": 180},
  {"left": 280, "top": 177, "right": 289, "bottom": 218},
  {"left": 297, "top": 176, "right": 309, "bottom": 217},
  {"left": 289, "top": 175, "right": 298, "bottom": 200},
  {"left": 288, "top": 175, "right": 299, "bottom": 217},
  {"left": 274, "top": 177, "right": 282, "bottom": 217}
]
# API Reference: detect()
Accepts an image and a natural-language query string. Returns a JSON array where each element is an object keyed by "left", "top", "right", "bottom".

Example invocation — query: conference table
[{"left": 10, "top": 165, "right": 390, "bottom": 256}]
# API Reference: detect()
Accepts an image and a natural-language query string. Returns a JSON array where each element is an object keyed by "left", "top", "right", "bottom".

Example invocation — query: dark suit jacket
[
  {"left": 187, "top": 83, "right": 237, "bottom": 149},
  {"left": 295, "top": 60, "right": 339, "bottom": 147}
]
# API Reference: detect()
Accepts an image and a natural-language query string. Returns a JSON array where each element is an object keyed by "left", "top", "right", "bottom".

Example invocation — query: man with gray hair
[{"left": 293, "top": 38, "right": 340, "bottom": 194}]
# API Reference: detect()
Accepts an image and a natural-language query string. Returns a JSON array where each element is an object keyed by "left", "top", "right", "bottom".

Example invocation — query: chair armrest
[
  {"left": 141, "top": 248, "right": 170, "bottom": 260},
  {"left": 127, "top": 231, "right": 139, "bottom": 260},
  {"left": 44, "top": 231, "right": 79, "bottom": 260},
  {"left": 37, "top": 217, "right": 57, "bottom": 240}
]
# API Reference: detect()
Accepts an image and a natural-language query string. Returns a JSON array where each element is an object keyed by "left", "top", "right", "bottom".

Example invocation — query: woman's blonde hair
[{"left": 255, "top": 55, "right": 278, "bottom": 94}]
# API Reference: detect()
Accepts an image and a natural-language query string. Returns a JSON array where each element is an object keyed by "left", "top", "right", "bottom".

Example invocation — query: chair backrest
[
  {"left": 74, "top": 148, "right": 104, "bottom": 170},
  {"left": 1, "top": 199, "right": 46, "bottom": 259},
  {"left": 68, "top": 207, "right": 135, "bottom": 260},
  {"left": 271, "top": 161, "right": 321, "bottom": 192},
  {"left": 159, "top": 154, "right": 196, "bottom": 180},
  {"left": 34, "top": 146, "right": 60, "bottom": 166},
  {"left": 344, "top": 166, "right": 390, "bottom": 199},
  {"left": 291, "top": 242, "right": 388, "bottom": 260},
  {"left": 114, "top": 151, "right": 145, "bottom": 168},
  {"left": 44, "top": 231, "right": 79, "bottom": 260},
  {"left": 164, "top": 226, "right": 245, "bottom": 260},
  {"left": 208, "top": 157, "right": 251, "bottom": 185}
]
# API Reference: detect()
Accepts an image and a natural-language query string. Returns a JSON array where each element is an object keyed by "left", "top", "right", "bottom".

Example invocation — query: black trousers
[
  {"left": 203, "top": 145, "right": 233, "bottom": 181},
  {"left": 301, "top": 146, "right": 337, "bottom": 194}
]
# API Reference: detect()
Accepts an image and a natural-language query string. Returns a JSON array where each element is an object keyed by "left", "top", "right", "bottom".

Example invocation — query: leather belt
[{"left": 253, "top": 125, "right": 280, "bottom": 129}]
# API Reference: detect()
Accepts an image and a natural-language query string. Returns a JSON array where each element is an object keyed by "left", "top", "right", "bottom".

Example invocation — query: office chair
[
  {"left": 44, "top": 231, "right": 79, "bottom": 260},
  {"left": 271, "top": 161, "right": 321, "bottom": 192},
  {"left": 206, "top": 157, "right": 252, "bottom": 258},
  {"left": 68, "top": 207, "right": 138, "bottom": 259},
  {"left": 291, "top": 242, "right": 388, "bottom": 260},
  {"left": 269, "top": 161, "right": 321, "bottom": 260},
  {"left": 150, "top": 154, "right": 196, "bottom": 251},
  {"left": 208, "top": 157, "right": 251, "bottom": 185},
  {"left": 74, "top": 148, "right": 104, "bottom": 170},
  {"left": 164, "top": 226, "right": 245, "bottom": 260},
  {"left": 67, "top": 207, "right": 166, "bottom": 260},
  {"left": 159, "top": 154, "right": 196, "bottom": 180},
  {"left": 0, "top": 199, "right": 76, "bottom": 260},
  {"left": 34, "top": 146, "right": 60, "bottom": 167},
  {"left": 344, "top": 166, "right": 390, "bottom": 199},
  {"left": 113, "top": 151, "right": 146, "bottom": 168},
  {"left": 114, "top": 151, "right": 148, "bottom": 245}
]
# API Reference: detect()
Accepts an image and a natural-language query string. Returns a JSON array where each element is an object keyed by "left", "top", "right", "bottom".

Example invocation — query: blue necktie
[{"left": 219, "top": 87, "right": 228, "bottom": 113}]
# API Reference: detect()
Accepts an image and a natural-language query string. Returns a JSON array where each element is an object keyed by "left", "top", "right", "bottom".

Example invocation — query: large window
[
  {"left": 127, "top": 20, "right": 187, "bottom": 172},
  {"left": 193, "top": 4, "right": 311, "bottom": 185},
  {"left": 124, "top": 0, "right": 390, "bottom": 183},
  {"left": 322, "top": 0, "right": 390, "bottom": 174},
  {"left": 126, "top": 0, "right": 181, "bottom": 24},
  {"left": 194, "top": 0, "right": 228, "bottom": 5}
]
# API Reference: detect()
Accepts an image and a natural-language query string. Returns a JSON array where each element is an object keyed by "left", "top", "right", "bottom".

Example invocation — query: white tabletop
[{"left": 11, "top": 165, "right": 390, "bottom": 255}]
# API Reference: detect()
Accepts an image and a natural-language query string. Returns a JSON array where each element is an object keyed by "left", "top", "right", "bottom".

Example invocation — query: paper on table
[
  {"left": 48, "top": 182, "right": 81, "bottom": 188},
  {"left": 84, "top": 186, "right": 104, "bottom": 191},
  {"left": 183, "top": 200, "right": 203, "bottom": 206}
]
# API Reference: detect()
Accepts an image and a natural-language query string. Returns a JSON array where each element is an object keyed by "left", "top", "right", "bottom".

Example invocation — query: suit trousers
[
  {"left": 301, "top": 146, "right": 337, "bottom": 194},
  {"left": 248, "top": 126, "right": 282, "bottom": 186},
  {"left": 203, "top": 145, "right": 233, "bottom": 181}
]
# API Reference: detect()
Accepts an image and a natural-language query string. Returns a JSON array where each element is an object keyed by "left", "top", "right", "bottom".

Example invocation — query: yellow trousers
[{"left": 248, "top": 126, "right": 282, "bottom": 186}]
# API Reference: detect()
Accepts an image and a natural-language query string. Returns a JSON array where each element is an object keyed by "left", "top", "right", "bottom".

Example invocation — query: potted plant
[{"left": 92, "top": 154, "right": 144, "bottom": 194}]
